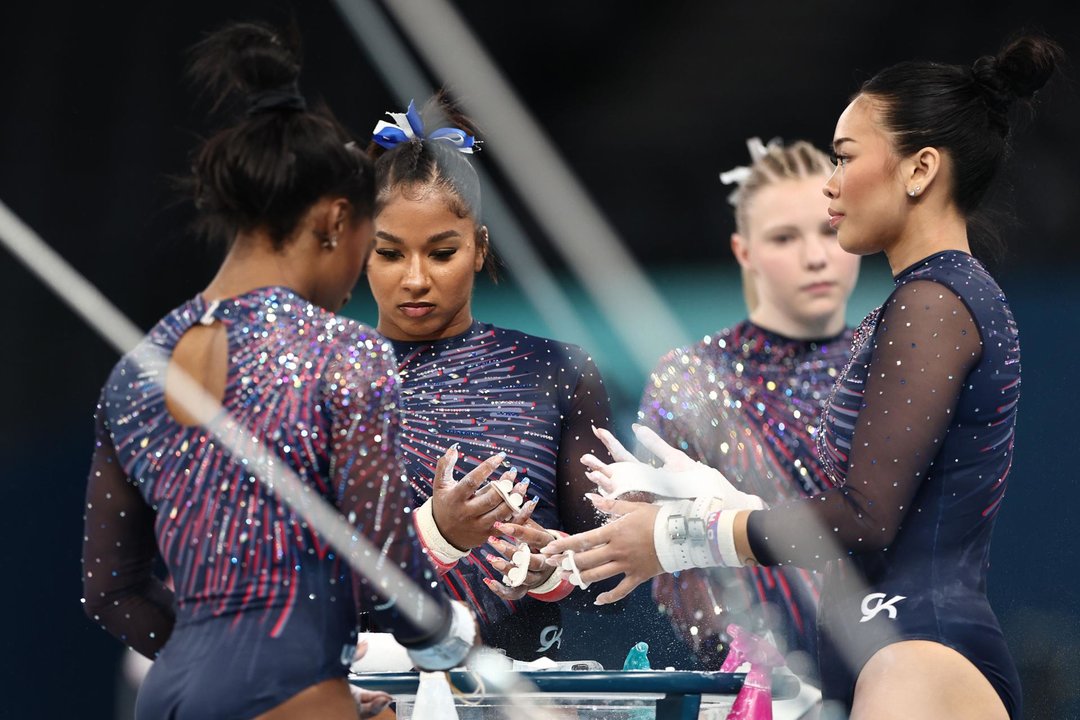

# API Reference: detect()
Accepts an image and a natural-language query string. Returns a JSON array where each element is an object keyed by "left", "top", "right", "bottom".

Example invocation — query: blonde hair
[{"left": 726, "top": 140, "right": 834, "bottom": 311}]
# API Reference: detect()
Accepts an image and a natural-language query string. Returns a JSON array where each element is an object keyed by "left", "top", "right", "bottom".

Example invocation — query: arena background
[{"left": 1, "top": 2, "right": 1077, "bottom": 718}]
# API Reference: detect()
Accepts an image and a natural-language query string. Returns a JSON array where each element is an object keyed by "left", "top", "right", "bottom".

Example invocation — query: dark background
[{"left": 2, "top": 2, "right": 1078, "bottom": 718}]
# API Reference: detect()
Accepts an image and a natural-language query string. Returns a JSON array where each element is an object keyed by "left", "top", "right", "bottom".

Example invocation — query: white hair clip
[{"left": 718, "top": 136, "right": 783, "bottom": 205}]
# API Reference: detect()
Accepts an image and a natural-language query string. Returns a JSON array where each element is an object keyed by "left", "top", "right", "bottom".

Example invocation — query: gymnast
[
  {"left": 363, "top": 93, "right": 614, "bottom": 660},
  {"left": 544, "top": 34, "right": 1061, "bottom": 719},
  {"left": 81, "top": 23, "right": 486, "bottom": 720}
]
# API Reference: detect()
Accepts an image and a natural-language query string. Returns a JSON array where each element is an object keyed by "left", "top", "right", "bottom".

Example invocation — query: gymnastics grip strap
[
  {"left": 414, "top": 498, "right": 470, "bottom": 573},
  {"left": 527, "top": 530, "right": 575, "bottom": 602},
  {"left": 654, "top": 499, "right": 749, "bottom": 572}
]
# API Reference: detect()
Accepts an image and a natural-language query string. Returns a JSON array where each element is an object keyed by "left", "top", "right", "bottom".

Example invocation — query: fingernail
[
  {"left": 594, "top": 598, "right": 608, "bottom": 606},
  {"left": 631, "top": 423, "right": 642, "bottom": 430},
  {"left": 585, "top": 492, "right": 603, "bottom": 503},
  {"left": 488, "top": 535, "right": 500, "bottom": 545},
  {"left": 543, "top": 555, "right": 560, "bottom": 565}
]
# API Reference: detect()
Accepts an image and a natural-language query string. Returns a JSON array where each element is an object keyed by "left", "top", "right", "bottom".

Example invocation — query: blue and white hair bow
[
  {"left": 719, "top": 136, "right": 782, "bottom": 205},
  {"left": 371, "top": 100, "right": 479, "bottom": 154}
]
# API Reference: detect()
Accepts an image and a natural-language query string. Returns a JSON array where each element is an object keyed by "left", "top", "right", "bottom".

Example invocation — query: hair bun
[
  {"left": 188, "top": 21, "right": 302, "bottom": 112},
  {"left": 971, "top": 55, "right": 1011, "bottom": 118},
  {"left": 989, "top": 34, "right": 1062, "bottom": 101}
]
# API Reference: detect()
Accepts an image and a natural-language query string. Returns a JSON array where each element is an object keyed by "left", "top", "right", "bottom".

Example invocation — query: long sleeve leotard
[
  {"left": 82, "top": 287, "right": 448, "bottom": 720},
  {"left": 740, "top": 251, "right": 1022, "bottom": 717},
  {"left": 388, "top": 321, "right": 612, "bottom": 659}
]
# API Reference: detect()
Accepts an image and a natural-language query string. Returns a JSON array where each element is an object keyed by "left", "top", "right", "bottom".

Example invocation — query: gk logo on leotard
[
  {"left": 537, "top": 624, "right": 563, "bottom": 653},
  {"left": 860, "top": 593, "right": 906, "bottom": 623}
]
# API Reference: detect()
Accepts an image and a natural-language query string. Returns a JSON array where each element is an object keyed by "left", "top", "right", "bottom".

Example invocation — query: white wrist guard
[
  {"left": 406, "top": 600, "right": 476, "bottom": 671},
  {"left": 415, "top": 499, "right": 470, "bottom": 565},
  {"left": 654, "top": 497, "right": 722, "bottom": 572}
]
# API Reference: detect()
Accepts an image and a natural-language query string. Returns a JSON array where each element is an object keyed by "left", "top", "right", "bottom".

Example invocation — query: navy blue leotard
[
  {"left": 82, "top": 288, "right": 448, "bottom": 719},
  {"left": 388, "top": 321, "right": 612, "bottom": 659},
  {"left": 746, "top": 251, "right": 1022, "bottom": 717}
]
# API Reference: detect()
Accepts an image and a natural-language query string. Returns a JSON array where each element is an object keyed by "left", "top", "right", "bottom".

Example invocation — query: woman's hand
[
  {"left": 430, "top": 446, "right": 530, "bottom": 550},
  {"left": 350, "top": 687, "right": 393, "bottom": 717},
  {"left": 584, "top": 425, "right": 764, "bottom": 510},
  {"left": 482, "top": 517, "right": 557, "bottom": 600},
  {"left": 540, "top": 494, "right": 662, "bottom": 606},
  {"left": 349, "top": 640, "right": 393, "bottom": 717}
]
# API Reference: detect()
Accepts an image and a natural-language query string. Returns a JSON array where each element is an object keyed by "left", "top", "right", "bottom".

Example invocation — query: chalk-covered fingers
[
  {"left": 432, "top": 451, "right": 510, "bottom": 549},
  {"left": 455, "top": 452, "right": 509, "bottom": 498},
  {"left": 493, "top": 520, "right": 555, "bottom": 549},
  {"left": 631, "top": 423, "right": 697, "bottom": 470},
  {"left": 590, "top": 425, "right": 640, "bottom": 463},
  {"left": 432, "top": 444, "right": 460, "bottom": 492},
  {"left": 541, "top": 500, "right": 664, "bottom": 606}
]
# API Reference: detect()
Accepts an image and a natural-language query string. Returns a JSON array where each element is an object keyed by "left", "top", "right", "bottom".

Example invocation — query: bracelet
[{"left": 710, "top": 509, "right": 743, "bottom": 567}]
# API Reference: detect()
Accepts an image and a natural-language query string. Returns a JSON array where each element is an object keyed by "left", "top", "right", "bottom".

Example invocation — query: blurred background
[{"left": 2, "top": 1, "right": 1077, "bottom": 717}]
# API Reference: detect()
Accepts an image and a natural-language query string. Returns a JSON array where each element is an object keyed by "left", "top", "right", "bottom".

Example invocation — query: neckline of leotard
[
  {"left": 893, "top": 249, "right": 975, "bottom": 281},
  {"left": 385, "top": 319, "right": 487, "bottom": 352},
  {"left": 742, "top": 319, "right": 849, "bottom": 348},
  {"left": 195, "top": 284, "right": 307, "bottom": 311}
]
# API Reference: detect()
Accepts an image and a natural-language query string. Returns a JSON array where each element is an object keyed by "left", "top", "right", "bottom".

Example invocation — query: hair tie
[
  {"left": 247, "top": 84, "right": 307, "bottom": 116},
  {"left": 718, "top": 136, "right": 782, "bottom": 205},
  {"left": 371, "top": 99, "right": 479, "bottom": 154}
]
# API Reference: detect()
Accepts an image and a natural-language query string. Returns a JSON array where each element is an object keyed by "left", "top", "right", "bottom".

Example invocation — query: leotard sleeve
[
  {"left": 82, "top": 397, "right": 176, "bottom": 659},
  {"left": 555, "top": 354, "right": 614, "bottom": 535},
  {"left": 746, "top": 280, "right": 982, "bottom": 566}
]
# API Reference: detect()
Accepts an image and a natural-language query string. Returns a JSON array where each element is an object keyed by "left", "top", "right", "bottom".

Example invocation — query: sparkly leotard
[
  {"left": 640, "top": 321, "right": 852, "bottom": 675},
  {"left": 388, "top": 321, "right": 611, "bottom": 659},
  {"left": 744, "top": 251, "right": 1022, "bottom": 717},
  {"left": 82, "top": 287, "right": 448, "bottom": 720}
]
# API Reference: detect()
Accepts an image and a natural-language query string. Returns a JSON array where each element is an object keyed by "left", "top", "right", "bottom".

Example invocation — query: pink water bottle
[{"left": 720, "top": 624, "right": 785, "bottom": 720}]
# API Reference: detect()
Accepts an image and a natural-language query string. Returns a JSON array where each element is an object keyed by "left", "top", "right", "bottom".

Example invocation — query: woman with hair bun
[
  {"left": 82, "top": 23, "right": 485, "bottom": 719},
  {"left": 545, "top": 34, "right": 1062, "bottom": 719},
  {"left": 364, "top": 93, "right": 614, "bottom": 661}
]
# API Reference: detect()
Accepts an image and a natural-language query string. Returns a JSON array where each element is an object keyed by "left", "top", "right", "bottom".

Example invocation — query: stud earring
[{"left": 322, "top": 234, "right": 338, "bottom": 250}]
